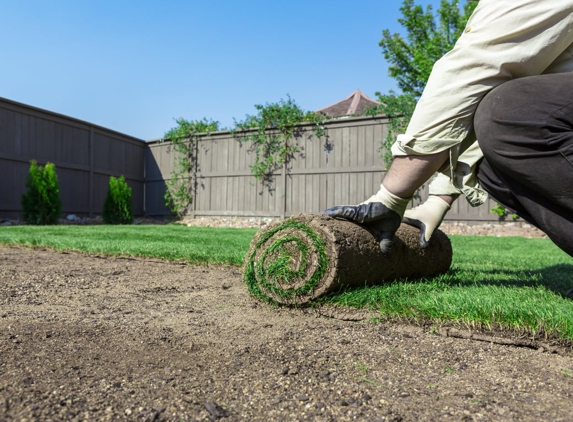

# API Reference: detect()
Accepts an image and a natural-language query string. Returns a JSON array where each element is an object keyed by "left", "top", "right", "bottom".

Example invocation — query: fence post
[
  {"left": 190, "top": 137, "right": 198, "bottom": 219},
  {"left": 281, "top": 161, "right": 287, "bottom": 219},
  {"left": 89, "top": 126, "right": 94, "bottom": 218},
  {"left": 280, "top": 136, "right": 288, "bottom": 220}
]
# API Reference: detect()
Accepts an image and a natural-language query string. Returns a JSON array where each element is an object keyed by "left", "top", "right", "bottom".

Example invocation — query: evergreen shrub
[
  {"left": 102, "top": 175, "right": 133, "bottom": 224},
  {"left": 21, "top": 160, "right": 62, "bottom": 225}
]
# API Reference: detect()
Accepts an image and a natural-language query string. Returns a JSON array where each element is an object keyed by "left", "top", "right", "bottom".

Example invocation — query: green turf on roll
[{"left": 243, "top": 213, "right": 452, "bottom": 305}]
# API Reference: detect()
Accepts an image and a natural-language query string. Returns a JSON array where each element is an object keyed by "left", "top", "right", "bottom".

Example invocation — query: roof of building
[{"left": 315, "top": 89, "right": 381, "bottom": 118}]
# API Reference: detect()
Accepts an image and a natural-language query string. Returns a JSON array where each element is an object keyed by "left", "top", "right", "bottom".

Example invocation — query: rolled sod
[{"left": 243, "top": 213, "right": 452, "bottom": 305}]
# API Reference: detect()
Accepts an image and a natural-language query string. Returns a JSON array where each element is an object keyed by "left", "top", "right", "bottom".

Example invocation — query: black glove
[{"left": 323, "top": 184, "right": 410, "bottom": 255}]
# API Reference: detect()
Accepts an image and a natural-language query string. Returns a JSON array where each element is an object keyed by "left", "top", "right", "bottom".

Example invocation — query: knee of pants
[{"left": 474, "top": 82, "right": 519, "bottom": 159}]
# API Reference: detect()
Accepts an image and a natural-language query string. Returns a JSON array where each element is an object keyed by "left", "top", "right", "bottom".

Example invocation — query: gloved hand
[
  {"left": 402, "top": 196, "right": 451, "bottom": 248},
  {"left": 323, "top": 184, "right": 411, "bottom": 255}
]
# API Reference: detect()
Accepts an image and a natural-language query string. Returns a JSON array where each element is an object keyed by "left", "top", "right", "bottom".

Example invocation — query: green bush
[
  {"left": 102, "top": 175, "right": 133, "bottom": 224},
  {"left": 21, "top": 160, "right": 62, "bottom": 225}
]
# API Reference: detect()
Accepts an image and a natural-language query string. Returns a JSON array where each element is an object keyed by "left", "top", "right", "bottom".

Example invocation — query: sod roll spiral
[{"left": 244, "top": 213, "right": 453, "bottom": 305}]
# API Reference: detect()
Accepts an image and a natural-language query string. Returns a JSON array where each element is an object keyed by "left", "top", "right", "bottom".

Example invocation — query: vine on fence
[
  {"left": 162, "top": 117, "right": 220, "bottom": 217},
  {"left": 490, "top": 202, "right": 519, "bottom": 221},
  {"left": 364, "top": 90, "right": 416, "bottom": 169},
  {"left": 231, "top": 95, "right": 327, "bottom": 187}
]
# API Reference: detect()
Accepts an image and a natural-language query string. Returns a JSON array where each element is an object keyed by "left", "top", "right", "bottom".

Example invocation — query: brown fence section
[
  {"left": 145, "top": 116, "right": 501, "bottom": 223},
  {"left": 0, "top": 98, "right": 499, "bottom": 223},
  {"left": 0, "top": 97, "right": 146, "bottom": 219}
]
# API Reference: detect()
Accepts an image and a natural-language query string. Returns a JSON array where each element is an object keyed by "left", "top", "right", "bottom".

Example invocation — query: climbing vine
[
  {"left": 162, "top": 117, "right": 220, "bottom": 217},
  {"left": 364, "top": 91, "right": 416, "bottom": 169},
  {"left": 490, "top": 202, "right": 519, "bottom": 221},
  {"left": 231, "top": 95, "right": 327, "bottom": 187}
]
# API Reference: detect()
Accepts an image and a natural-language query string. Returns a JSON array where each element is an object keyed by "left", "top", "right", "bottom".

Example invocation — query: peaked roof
[{"left": 315, "top": 89, "right": 381, "bottom": 118}]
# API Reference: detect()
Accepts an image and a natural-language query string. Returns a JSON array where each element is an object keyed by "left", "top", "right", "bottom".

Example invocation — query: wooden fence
[
  {"left": 0, "top": 98, "right": 499, "bottom": 223},
  {"left": 146, "top": 116, "right": 499, "bottom": 223},
  {"left": 0, "top": 97, "right": 146, "bottom": 219}
]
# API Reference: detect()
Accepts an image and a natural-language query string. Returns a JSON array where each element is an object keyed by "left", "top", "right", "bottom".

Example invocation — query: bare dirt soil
[{"left": 1, "top": 245, "right": 572, "bottom": 422}]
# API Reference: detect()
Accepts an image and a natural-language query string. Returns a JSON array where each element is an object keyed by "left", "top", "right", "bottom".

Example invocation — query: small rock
[
  {"left": 296, "top": 395, "right": 309, "bottom": 402},
  {"left": 270, "top": 396, "right": 283, "bottom": 405},
  {"left": 66, "top": 214, "right": 79, "bottom": 221},
  {"left": 204, "top": 402, "right": 226, "bottom": 419}
]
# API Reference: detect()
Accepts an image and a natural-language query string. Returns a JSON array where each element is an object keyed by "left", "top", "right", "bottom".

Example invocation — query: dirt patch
[
  {"left": 1, "top": 245, "right": 571, "bottom": 421},
  {"left": 439, "top": 222, "right": 548, "bottom": 239}
]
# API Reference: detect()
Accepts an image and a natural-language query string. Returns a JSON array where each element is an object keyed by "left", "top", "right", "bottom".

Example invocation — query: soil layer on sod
[
  {"left": 0, "top": 245, "right": 572, "bottom": 421},
  {"left": 244, "top": 214, "right": 453, "bottom": 305}
]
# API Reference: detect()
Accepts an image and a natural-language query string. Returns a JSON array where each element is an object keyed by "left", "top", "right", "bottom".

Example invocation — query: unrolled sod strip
[{"left": 244, "top": 213, "right": 452, "bottom": 305}]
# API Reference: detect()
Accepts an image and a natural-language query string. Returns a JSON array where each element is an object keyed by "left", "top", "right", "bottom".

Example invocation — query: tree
[
  {"left": 21, "top": 160, "right": 62, "bottom": 225},
  {"left": 102, "top": 175, "right": 133, "bottom": 225},
  {"left": 367, "top": 0, "right": 477, "bottom": 167},
  {"left": 380, "top": 0, "right": 477, "bottom": 98}
]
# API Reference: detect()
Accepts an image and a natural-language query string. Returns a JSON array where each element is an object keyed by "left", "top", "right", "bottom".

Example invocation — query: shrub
[
  {"left": 21, "top": 160, "right": 62, "bottom": 225},
  {"left": 102, "top": 175, "right": 133, "bottom": 224}
]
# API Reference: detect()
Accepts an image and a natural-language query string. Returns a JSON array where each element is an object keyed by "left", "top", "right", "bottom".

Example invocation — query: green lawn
[
  {"left": 319, "top": 236, "right": 573, "bottom": 340},
  {"left": 1, "top": 225, "right": 572, "bottom": 340},
  {"left": 0, "top": 225, "right": 258, "bottom": 266}
]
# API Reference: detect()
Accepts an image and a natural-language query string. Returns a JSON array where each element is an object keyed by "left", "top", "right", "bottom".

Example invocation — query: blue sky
[{"left": 1, "top": 0, "right": 444, "bottom": 140}]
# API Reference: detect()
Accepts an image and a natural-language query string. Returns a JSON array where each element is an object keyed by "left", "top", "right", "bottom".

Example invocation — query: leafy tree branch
[
  {"left": 367, "top": 0, "right": 477, "bottom": 168},
  {"left": 380, "top": 0, "right": 477, "bottom": 98}
]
